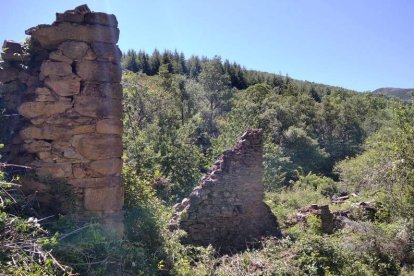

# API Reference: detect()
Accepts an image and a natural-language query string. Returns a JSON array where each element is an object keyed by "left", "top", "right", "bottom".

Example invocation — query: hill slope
[{"left": 373, "top": 87, "right": 413, "bottom": 102}]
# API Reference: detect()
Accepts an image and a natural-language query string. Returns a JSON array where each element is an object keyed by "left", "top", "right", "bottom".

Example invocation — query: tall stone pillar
[{"left": 1, "top": 5, "right": 124, "bottom": 234}]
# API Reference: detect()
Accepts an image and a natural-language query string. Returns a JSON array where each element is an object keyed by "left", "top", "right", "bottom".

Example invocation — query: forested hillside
[
  {"left": 1, "top": 48, "right": 413, "bottom": 275},
  {"left": 373, "top": 87, "right": 413, "bottom": 102},
  {"left": 119, "top": 49, "right": 414, "bottom": 275},
  {"left": 122, "top": 49, "right": 400, "bottom": 199}
]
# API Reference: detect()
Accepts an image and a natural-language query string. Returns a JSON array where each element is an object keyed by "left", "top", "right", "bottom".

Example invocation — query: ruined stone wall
[
  {"left": 0, "top": 5, "right": 123, "bottom": 232},
  {"left": 170, "top": 129, "right": 281, "bottom": 252},
  {"left": 0, "top": 40, "right": 31, "bottom": 165}
]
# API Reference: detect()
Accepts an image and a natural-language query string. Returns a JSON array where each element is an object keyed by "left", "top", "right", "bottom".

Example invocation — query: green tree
[{"left": 198, "top": 56, "right": 231, "bottom": 136}]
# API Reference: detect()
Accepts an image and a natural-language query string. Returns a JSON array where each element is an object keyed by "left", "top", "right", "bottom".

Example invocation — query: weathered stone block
[
  {"left": 91, "top": 43, "right": 121, "bottom": 63},
  {"left": 72, "top": 164, "right": 87, "bottom": 179},
  {"left": 37, "top": 151, "right": 52, "bottom": 160},
  {"left": 55, "top": 12, "right": 84, "bottom": 24},
  {"left": 20, "top": 125, "right": 95, "bottom": 140},
  {"left": 18, "top": 101, "right": 72, "bottom": 119},
  {"left": 44, "top": 74, "right": 81, "bottom": 96},
  {"left": 46, "top": 113, "right": 95, "bottom": 126},
  {"left": 73, "top": 4, "right": 91, "bottom": 15},
  {"left": 26, "top": 22, "right": 120, "bottom": 49},
  {"left": 49, "top": 50, "right": 73, "bottom": 63},
  {"left": 76, "top": 60, "right": 121, "bottom": 82},
  {"left": 58, "top": 41, "right": 89, "bottom": 60},
  {"left": 89, "top": 158, "right": 122, "bottom": 176},
  {"left": 96, "top": 119, "right": 122, "bottom": 135},
  {"left": 83, "top": 48, "right": 97, "bottom": 60},
  {"left": 69, "top": 175, "right": 121, "bottom": 188},
  {"left": 74, "top": 95, "right": 122, "bottom": 118},
  {"left": 30, "top": 118, "right": 46, "bottom": 126},
  {"left": 35, "top": 162, "right": 73, "bottom": 178},
  {"left": 84, "top": 184, "right": 123, "bottom": 212},
  {"left": 40, "top": 61, "right": 72, "bottom": 77},
  {"left": 23, "top": 140, "right": 51, "bottom": 153},
  {"left": 71, "top": 134, "right": 122, "bottom": 160},
  {"left": 35, "top": 87, "right": 56, "bottom": 102},
  {"left": 84, "top": 12, "right": 118, "bottom": 27}
]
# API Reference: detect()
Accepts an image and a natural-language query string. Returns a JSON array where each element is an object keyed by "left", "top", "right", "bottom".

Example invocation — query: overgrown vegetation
[{"left": 1, "top": 49, "right": 413, "bottom": 275}]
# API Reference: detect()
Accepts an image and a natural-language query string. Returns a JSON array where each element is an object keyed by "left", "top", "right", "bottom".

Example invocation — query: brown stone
[
  {"left": 52, "top": 140, "right": 86, "bottom": 160},
  {"left": 71, "top": 134, "right": 122, "bottom": 160},
  {"left": 81, "top": 82, "right": 123, "bottom": 99},
  {"left": 35, "top": 162, "right": 73, "bottom": 178},
  {"left": 23, "top": 140, "right": 51, "bottom": 153},
  {"left": 20, "top": 125, "right": 95, "bottom": 140},
  {"left": 58, "top": 41, "right": 89, "bottom": 60},
  {"left": 37, "top": 151, "right": 52, "bottom": 160},
  {"left": 89, "top": 158, "right": 122, "bottom": 176},
  {"left": 30, "top": 117, "right": 46, "bottom": 126},
  {"left": 91, "top": 43, "right": 121, "bottom": 63},
  {"left": 51, "top": 141, "right": 71, "bottom": 151},
  {"left": 68, "top": 175, "right": 121, "bottom": 188},
  {"left": 46, "top": 113, "right": 95, "bottom": 126},
  {"left": 55, "top": 12, "right": 84, "bottom": 23},
  {"left": 49, "top": 50, "right": 73, "bottom": 63},
  {"left": 84, "top": 12, "right": 118, "bottom": 27},
  {"left": 26, "top": 22, "right": 119, "bottom": 49},
  {"left": 63, "top": 148, "right": 85, "bottom": 159},
  {"left": 74, "top": 95, "right": 122, "bottom": 118},
  {"left": 83, "top": 48, "right": 97, "bottom": 60},
  {"left": 54, "top": 5, "right": 90, "bottom": 23},
  {"left": 40, "top": 61, "right": 72, "bottom": 77},
  {"left": 73, "top": 4, "right": 91, "bottom": 15},
  {"left": 45, "top": 74, "right": 81, "bottom": 96},
  {"left": 5, "top": 5, "right": 124, "bottom": 230},
  {"left": 18, "top": 101, "right": 72, "bottom": 119},
  {"left": 96, "top": 119, "right": 122, "bottom": 135},
  {"left": 35, "top": 87, "right": 56, "bottom": 102},
  {"left": 52, "top": 141, "right": 87, "bottom": 160},
  {"left": 73, "top": 164, "right": 87, "bottom": 179},
  {"left": 76, "top": 60, "right": 121, "bottom": 82},
  {"left": 84, "top": 184, "right": 123, "bottom": 212}
]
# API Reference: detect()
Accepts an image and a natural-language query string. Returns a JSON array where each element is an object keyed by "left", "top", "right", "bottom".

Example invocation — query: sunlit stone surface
[{"left": 0, "top": 4, "right": 124, "bottom": 235}]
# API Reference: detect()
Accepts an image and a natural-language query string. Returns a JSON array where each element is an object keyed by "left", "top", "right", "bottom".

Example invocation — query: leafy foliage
[{"left": 1, "top": 46, "right": 412, "bottom": 274}]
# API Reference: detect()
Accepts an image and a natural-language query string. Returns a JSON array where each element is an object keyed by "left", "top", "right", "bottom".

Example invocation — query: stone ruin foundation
[
  {"left": 170, "top": 129, "right": 281, "bottom": 252},
  {"left": 0, "top": 5, "right": 123, "bottom": 234}
]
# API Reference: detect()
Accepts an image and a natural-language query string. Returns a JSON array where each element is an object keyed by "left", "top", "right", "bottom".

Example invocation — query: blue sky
[{"left": 1, "top": 0, "right": 413, "bottom": 91}]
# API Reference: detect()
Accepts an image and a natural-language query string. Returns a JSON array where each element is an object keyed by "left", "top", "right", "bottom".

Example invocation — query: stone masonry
[
  {"left": 0, "top": 5, "right": 123, "bottom": 233},
  {"left": 170, "top": 129, "right": 281, "bottom": 252}
]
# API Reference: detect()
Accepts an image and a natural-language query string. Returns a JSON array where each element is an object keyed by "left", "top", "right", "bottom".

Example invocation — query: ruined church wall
[
  {"left": 171, "top": 129, "right": 281, "bottom": 251},
  {"left": 0, "top": 5, "right": 123, "bottom": 230}
]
